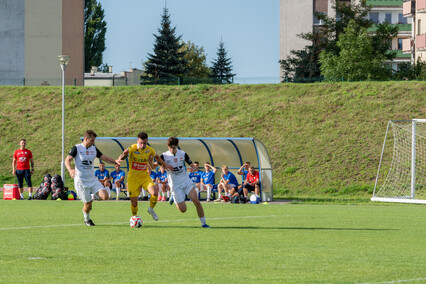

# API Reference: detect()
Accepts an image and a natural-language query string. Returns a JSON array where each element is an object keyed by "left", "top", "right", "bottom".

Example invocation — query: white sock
[
  {"left": 83, "top": 211, "right": 90, "bottom": 221},
  {"left": 20, "top": 193, "right": 24, "bottom": 198},
  {"left": 199, "top": 216, "right": 206, "bottom": 225},
  {"left": 207, "top": 187, "right": 211, "bottom": 200},
  {"left": 116, "top": 189, "right": 120, "bottom": 197},
  {"left": 167, "top": 191, "right": 170, "bottom": 198},
  {"left": 142, "top": 190, "right": 147, "bottom": 197},
  {"left": 29, "top": 192, "right": 32, "bottom": 197}
]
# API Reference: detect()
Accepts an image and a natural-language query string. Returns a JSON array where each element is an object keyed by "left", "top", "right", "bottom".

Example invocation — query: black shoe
[
  {"left": 169, "top": 196, "right": 174, "bottom": 205},
  {"left": 84, "top": 220, "right": 95, "bottom": 226},
  {"left": 143, "top": 196, "right": 148, "bottom": 201},
  {"left": 28, "top": 196, "right": 32, "bottom": 200}
]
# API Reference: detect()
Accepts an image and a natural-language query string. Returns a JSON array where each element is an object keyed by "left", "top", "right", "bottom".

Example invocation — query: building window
[
  {"left": 398, "top": 13, "right": 407, "bottom": 24},
  {"left": 398, "top": 38, "right": 403, "bottom": 50},
  {"left": 370, "top": 13, "right": 379, "bottom": 24},
  {"left": 385, "top": 13, "right": 392, "bottom": 24}
]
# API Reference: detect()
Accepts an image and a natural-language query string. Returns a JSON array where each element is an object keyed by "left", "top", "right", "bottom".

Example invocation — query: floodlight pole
[{"left": 58, "top": 55, "right": 70, "bottom": 185}]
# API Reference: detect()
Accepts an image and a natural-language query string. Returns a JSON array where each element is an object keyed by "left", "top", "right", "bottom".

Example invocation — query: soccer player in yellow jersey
[{"left": 118, "top": 132, "right": 172, "bottom": 221}]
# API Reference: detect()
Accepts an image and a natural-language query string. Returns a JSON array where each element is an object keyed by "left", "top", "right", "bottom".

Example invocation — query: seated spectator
[
  {"left": 237, "top": 166, "right": 260, "bottom": 202},
  {"left": 110, "top": 163, "right": 126, "bottom": 200},
  {"left": 157, "top": 165, "right": 170, "bottom": 201},
  {"left": 237, "top": 162, "right": 251, "bottom": 191},
  {"left": 217, "top": 165, "right": 239, "bottom": 202},
  {"left": 201, "top": 162, "right": 216, "bottom": 202},
  {"left": 94, "top": 162, "right": 111, "bottom": 189},
  {"left": 188, "top": 161, "right": 203, "bottom": 193}
]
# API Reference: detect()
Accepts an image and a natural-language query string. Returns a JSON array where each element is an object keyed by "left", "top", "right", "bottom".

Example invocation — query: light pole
[{"left": 57, "top": 55, "right": 70, "bottom": 184}]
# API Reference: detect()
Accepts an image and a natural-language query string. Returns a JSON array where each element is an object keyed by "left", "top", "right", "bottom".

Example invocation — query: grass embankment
[{"left": 0, "top": 82, "right": 425, "bottom": 199}]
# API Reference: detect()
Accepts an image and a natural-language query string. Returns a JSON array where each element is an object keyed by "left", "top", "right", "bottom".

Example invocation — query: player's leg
[
  {"left": 16, "top": 170, "right": 25, "bottom": 199},
  {"left": 215, "top": 184, "right": 223, "bottom": 201},
  {"left": 25, "top": 169, "right": 33, "bottom": 200},
  {"left": 145, "top": 179, "right": 159, "bottom": 221},
  {"left": 75, "top": 179, "right": 95, "bottom": 226},
  {"left": 127, "top": 179, "right": 141, "bottom": 216},
  {"left": 186, "top": 185, "right": 209, "bottom": 228}
]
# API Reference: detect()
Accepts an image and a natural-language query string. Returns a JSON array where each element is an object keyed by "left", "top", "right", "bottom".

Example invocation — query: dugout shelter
[{"left": 90, "top": 137, "right": 273, "bottom": 201}]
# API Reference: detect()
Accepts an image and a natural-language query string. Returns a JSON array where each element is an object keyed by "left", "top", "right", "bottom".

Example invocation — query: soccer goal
[{"left": 372, "top": 119, "right": 426, "bottom": 204}]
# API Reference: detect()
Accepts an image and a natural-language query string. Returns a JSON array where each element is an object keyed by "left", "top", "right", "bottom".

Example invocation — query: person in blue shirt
[
  {"left": 157, "top": 165, "right": 170, "bottom": 201},
  {"left": 189, "top": 161, "right": 203, "bottom": 193},
  {"left": 201, "top": 162, "right": 216, "bottom": 202},
  {"left": 217, "top": 165, "right": 239, "bottom": 202},
  {"left": 110, "top": 163, "right": 126, "bottom": 200},
  {"left": 236, "top": 162, "right": 251, "bottom": 194},
  {"left": 94, "top": 162, "right": 111, "bottom": 189}
]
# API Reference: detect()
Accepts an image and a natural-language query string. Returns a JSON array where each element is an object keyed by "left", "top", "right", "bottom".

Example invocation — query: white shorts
[
  {"left": 75, "top": 177, "right": 106, "bottom": 203},
  {"left": 171, "top": 179, "right": 196, "bottom": 204}
]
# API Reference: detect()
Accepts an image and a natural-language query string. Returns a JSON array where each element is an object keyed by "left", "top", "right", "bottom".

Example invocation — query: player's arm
[
  {"left": 30, "top": 157, "right": 34, "bottom": 175},
  {"left": 154, "top": 153, "right": 173, "bottom": 171},
  {"left": 209, "top": 164, "right": 217, "bottom": 173},
  {"left": 118, "top": 148, "right": 129, "bottom": 162},
  {"left": 237, "top": 164, "right": 247, "bottom": 175},
  {"left": 12, "top": 156, "right": 16, "bottom": 176},
  {"left": 65, "top": 146, "right": 77, "bottom": 178}
]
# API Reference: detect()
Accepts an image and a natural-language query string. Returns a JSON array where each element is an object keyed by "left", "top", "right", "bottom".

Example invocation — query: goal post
[{"left": 372, "top": 119, "right": 426, "bottom": 204}]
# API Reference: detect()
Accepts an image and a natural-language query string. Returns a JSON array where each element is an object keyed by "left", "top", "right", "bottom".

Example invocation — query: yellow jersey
[{"left": 127, "top": 144, "right": 156, "bottom": 180}]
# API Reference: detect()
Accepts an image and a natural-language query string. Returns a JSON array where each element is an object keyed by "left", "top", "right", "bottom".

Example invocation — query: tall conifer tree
[
  {"left": 143, "top": 7, "right": 186, "bottom": 83},
  {"left": 210, "top": 40, "right": 235, "bottom": 84}
]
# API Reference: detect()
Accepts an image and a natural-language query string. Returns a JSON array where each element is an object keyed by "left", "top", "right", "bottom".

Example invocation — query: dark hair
[
  {"left": 167, "top": 137, "right": 179, "bottom": 147},
  {"left": 138, "top": 132, "right": 148, "bottom": 140},
  {"left": 84, "top": 130, "right": 97, "bottom": 139},
  {"left": 99, "top": 161, "right": 105, "bottom": 165},
  {"left": 20, "top": 139, "right": 26, "bottom": 142},
  {"left": 194, "top": 161, "right": 199, "bottom": 165}
]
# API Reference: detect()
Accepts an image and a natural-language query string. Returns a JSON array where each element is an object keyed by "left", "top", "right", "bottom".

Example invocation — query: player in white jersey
[
  {"left": 160, "top": 137, "right": 210, "bottom": 228},
  {"left": 65, "top": 130, "right": 121, "bottom": 226}
]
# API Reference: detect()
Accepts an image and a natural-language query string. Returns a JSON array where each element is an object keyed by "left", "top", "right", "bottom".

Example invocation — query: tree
[
  {"left": 142, "top": 7, "right": 187, "bottom": 84},
  {"left": 210, "top": 40, "right": 235, "bottom": 84},
  {"left": 279, "top": 0, "right": 397, "bottom": 82},
  {"left": 319, "top": 20, "right": 392, "bottom": 81},
  {"left": 180, "top": 41, "right": 210, "bottom": 78},
  {"left": 84, "top": 0, "right": 107, "bottom": 73}
]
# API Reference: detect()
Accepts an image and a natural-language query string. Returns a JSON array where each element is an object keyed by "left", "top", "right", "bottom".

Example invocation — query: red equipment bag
[{"left": 3, "top": 184, "right": 20, "bottom": 200}]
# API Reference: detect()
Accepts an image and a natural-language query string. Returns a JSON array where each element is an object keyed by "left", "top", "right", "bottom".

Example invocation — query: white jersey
[
  {"left": 69, "top": 143, "right": 103, "bottom": 181},
  {"left": 160, "top": 149, "right": 193, "bottom": 188}
]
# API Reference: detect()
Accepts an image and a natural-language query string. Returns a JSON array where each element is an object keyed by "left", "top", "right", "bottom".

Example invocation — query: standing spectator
[
  {"left": 217, "top": 165, "right": 239, "bottom": 202},
  {"left": 12, "top": 139, "right": 35, "bottom": 200},
  {"left": 95, "top": 162, "right": 111, "bottom": 189},
  {"left": 110, "top": 163, "right": 126, "bottom": 200},
  {"left": 65, "top": 130, "right": 121, "bottom": 226},
  {"left": 160, "top": 137, "right": 210, "bottom": 228},
  {"left": 157, "top": 165, "right": 170, "bottom": 201},
  {"left": 201, "top": 162, "right": 216, "bottom": 202}
]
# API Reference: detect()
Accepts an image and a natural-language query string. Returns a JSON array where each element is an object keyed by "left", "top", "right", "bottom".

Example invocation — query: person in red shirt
[
  {"left": 241, "top": 166, "right": 260, "bottom": 198},
  {"left": 12, "top": 139, "right": 35, "bottom": 200}
]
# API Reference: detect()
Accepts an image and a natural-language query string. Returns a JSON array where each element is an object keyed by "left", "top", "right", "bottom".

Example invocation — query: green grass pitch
[{"left": 0, "top": 200, "right": 425, "bottom": 283}]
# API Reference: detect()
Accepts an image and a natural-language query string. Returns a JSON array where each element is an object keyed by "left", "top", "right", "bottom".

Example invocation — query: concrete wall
[
  {"left": 280, "top": 0, "right": 313, "bottom": 78},
  {"left": 25, "top": 0, "right": 62, "bottom": 86},
  {"left": 0, "top": 0, "right": 25, "bottom": 85}
]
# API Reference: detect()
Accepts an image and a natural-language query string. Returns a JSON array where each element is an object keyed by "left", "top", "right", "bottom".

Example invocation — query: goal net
[{"left": 372, "top": 119, "right": 426, "bottom": 204}]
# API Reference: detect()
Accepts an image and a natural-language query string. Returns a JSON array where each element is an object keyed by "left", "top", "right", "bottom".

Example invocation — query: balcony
[
  {"left": 416, "top": 34, "right": 426, "bottom": 50},
  {"left": 403, "top": 38, "right": 412, "bottom": 53},
  {"left": 417, "top": 0, "right": 426, "bottom": 12},
  {"left": 403, "top": 1, "right": 416, "bottom": 17}
]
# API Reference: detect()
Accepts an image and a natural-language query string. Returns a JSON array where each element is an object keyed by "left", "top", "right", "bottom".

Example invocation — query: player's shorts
[
  {"left": 16, "top": 169, "right": 32, "bottom": 188},
  {"left": 127, "top": 175, "right": 155, "bottom": 198},
  {"left": 111, "top": 181, "right": 124, "bottom": 190},
  {"left": 74, "top": 177, "right": 106, "bottom": 203},
  {"left": 227, "top": 183, "right": 238, "bottom": 189},
  {"left": 172, "top": 179, "right": 196, "bottom": 204}
]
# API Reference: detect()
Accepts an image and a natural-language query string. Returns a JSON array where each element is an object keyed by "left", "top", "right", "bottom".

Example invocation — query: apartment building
[
  {"left": 403, "top": 0, "right": 426, "bottom": 62},
  {"left": 367, "top": 0, "right": 412, "bottom": 70},
  {"left": 280, "top": 0, "right": 411, "bottom": 75},
  {"left": 0, "top": 0, "right": 84, "bottom": 86}
]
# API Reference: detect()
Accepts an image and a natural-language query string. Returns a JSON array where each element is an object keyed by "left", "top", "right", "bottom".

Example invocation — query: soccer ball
[
  {"left": 129, "top": 216, "right": 143, "bottom": 228},
  {"left": 250, "top": 194, "right": 260, "bottom": 204}
]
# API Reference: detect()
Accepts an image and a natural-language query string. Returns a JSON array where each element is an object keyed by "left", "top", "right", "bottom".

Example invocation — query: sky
[{"left": 98, "top": 0, "right": 280, "bottom": 84}]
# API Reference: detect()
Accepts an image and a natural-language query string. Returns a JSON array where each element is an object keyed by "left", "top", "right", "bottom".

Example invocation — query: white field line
[
  {"left": 358, "top": 278, "right": 426, "bottom": 284},
  {"left": 0, "top": 214, "right": 282, "bottom": 230}
]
